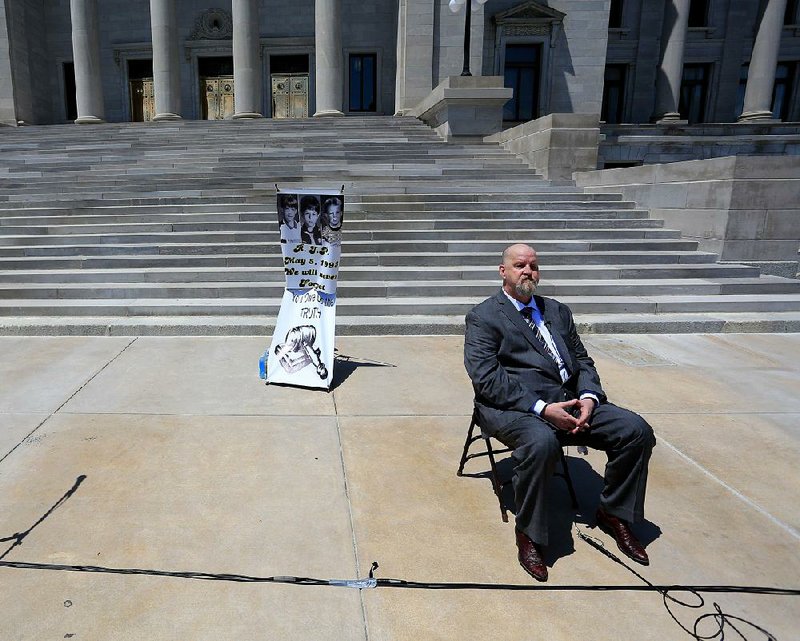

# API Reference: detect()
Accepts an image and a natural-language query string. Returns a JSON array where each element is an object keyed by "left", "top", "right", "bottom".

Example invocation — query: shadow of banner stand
[{"left": 260, "top": 188, "right": 345, "bottom": 390}]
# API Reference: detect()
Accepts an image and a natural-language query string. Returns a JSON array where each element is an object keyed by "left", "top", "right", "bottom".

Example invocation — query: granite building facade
[{"left": 0, "top": 0, "right": 796, "bottom": 130}]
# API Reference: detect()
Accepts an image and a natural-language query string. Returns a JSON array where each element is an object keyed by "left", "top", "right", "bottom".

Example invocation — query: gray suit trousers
[{"left": 485, "top": 403, "right": 655, "bottom": 546}]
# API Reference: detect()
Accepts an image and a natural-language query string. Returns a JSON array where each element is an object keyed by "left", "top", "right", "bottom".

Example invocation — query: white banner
[{"left": 263, "top": 189, "right": 344, "bottom": 389}]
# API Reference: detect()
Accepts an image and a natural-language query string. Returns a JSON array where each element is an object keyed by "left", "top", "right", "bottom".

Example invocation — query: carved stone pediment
[
  {"left": 189, "top": 8, "right": 233, "bottom": 40},
  {"left": 493, "top": 1, "right": 565, "bottom": 25}
]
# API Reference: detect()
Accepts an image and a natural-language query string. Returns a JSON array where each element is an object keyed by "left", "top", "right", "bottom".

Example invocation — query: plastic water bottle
[{"left": 258, "top": 352, "right": 267, "bottom": 379}]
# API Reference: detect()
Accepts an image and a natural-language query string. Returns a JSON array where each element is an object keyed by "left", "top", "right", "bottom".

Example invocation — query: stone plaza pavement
[{"left": 0, "top": 333, "right": 798, "bottom": 640}]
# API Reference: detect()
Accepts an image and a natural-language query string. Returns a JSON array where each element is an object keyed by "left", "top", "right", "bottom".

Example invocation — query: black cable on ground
[
  {"left": 0, "top": 475, "right": 87, "bottom": 561},
  {"left": 1, "top": 557, "right": 797, "bottom": 598},
  {"left": 1, "top": 478, "right": 797, "bottom": 640}
]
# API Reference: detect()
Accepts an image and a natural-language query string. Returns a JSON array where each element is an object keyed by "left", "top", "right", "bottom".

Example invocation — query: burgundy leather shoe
[
  {"left": 515, "top": 529, "right": 548, "bottom": 582},
  {"left": 595, "top": 508, "right": 649, "bottom": 566}
]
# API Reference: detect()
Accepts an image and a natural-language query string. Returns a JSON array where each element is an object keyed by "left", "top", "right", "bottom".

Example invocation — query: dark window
[
  {"left": 349, "top": 53, "right": 377, "bottom": 112},
  {"left": 738, "top": 62, "right": 798, "bottom": 120},
  {"left": 198, "top": 56, "right": 233, "bottom": 77},
  {"left": 602, "top": 64, "right": 627, "bottom": 123},
  {"left": 772, "top": 62, "right": 796, "bottom": 120},
  {"left": 271, "top": 54, "right": 309, "bottom": 74},
  {"left": 128, "top": 59, "right": 153, "bottom": 80},
  {"left": 503, "top": 44, "right": 541, "bottom": 122},
  {"left": 679, "top": 63, "right": 710, "bottom": 124},
  {"left": 785, "top": 0, "right": 799, "bottom": 25},
  {"left": 688, "top": 0, "right": 709, "bottom": 28},
  {"left": 63, "top": 62, "right": 77, "bottom": 122},
  {"left": 609, "top": 0, "right": 624, "bottom": 28},
  {"left": 603, "top": 161, "right": 641, "bottom": 169}
]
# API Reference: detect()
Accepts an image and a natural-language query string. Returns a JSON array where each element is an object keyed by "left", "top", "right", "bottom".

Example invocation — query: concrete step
[
  {"left": 0, "top": 249, "right": 722, "bottom": 268},
  {"left": 0, "top": 277, "right": 797, "bottom": 300},
  {"left": 0, "top": 263, "right": 765, "bottom": 283},
  {"left": 1, "top": 169, "right": 541, "bottom": 192},
  {"left": 0, "top": 195, "right": 271, "bottom": 209},
  {"left": 352, "top": 200, "right": 637, "bottom": 211},
  {"left": 0, "top": 228, "right": 683, "bottom": 246},
  {"left": 2, "top": 294, "right": 800, "bottom": 318},
  {"left": 0, "top": 209, "right": 652, "bottom": 223},
  {"left": 0, "top": 239, "right": 702, "bottom": 257},
  {"left": 349, "top": 193, "right": 625, "bottom": 203},
  {"left": 0, "top": 216, "right": 664, "bottom": 231},
  {"left": 2, "top": 312, "right": 800, "bottom": 336},
  {"left": 0, "top": 203, "right": 275, "bottom": 218}
]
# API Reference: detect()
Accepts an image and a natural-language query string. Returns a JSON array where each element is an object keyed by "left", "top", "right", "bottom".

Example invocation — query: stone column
[
  {"left": 314, "top": 0, "right": 344, "bottom": 116},
  {"left": 738, "top": 0, "right": 789, "bottom": 122},
  {"left": 651, "top": 0, "right": 691, "bottom": 123},
  {"left": 69, "top": 0, "right": 105, "bottom": 123},
  {"left": 393, "top": 0, "right": 435, "bottom": 115},
  {"left": 394, "top": 0, "right": 407, "bottom": 114},
  {"left": 232, "top": 0, "right": 263, "bottom": 118},
  {"left": 150, "top": 0, "right": 182, "bottom": 121}
]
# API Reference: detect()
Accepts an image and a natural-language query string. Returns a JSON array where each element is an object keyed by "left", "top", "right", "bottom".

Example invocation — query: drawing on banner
[
  {"left": 262, "top": 188, "right": 344, "bottom": 390},
  {"left": 274, "top": 325, "right": 328, "bottom": 380}
]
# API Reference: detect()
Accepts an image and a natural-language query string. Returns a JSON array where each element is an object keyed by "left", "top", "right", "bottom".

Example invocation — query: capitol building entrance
[{"left": 198, "top": 57, "right": 235, "bottom": 121}]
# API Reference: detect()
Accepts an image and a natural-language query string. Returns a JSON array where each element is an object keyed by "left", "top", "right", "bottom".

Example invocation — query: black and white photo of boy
[
  {"left": 321, "top": 195, "right": 344, "bottom": 245},
  {"left": 278, "top": 194, "right": 300, "bottom": 239},
  {"left": 300, "top": 195, "right": 322, "bottom": 246}
]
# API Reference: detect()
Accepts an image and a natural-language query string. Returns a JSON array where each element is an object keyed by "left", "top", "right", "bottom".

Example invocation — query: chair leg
[
  {"left": 456, "top": 412, "right": 479, "bottom": 477},
  {"left": 484, "top": 436, "right": 509, "bottom": 523},
  {"left": 559, "top": 447, "right": 579, "bottom": 509}
]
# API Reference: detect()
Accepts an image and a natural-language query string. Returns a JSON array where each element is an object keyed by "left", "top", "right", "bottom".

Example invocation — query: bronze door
[
  {"left": 201, "top": 76, "right": 235, "bottom": 120},
  {"left": 271, "top": 74, "right": 309, "bottom": 118},
  {"left": 130, "top": 78, "right": 155, "bottom": 122}
]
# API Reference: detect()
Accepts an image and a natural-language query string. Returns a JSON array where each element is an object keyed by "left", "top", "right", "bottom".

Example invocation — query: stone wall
[
  {"left": 42, "top": 0, "right": 70, "bottom": 122},
  {"left": 432, "top": 0, "right": 485, "bottom": 87},
  {"left": 547, "top": 0, "right": 609, "bottom": 114},
  {"left": 4, "top": 0, "right": 51, "bottom": 125},
  {"left": 410, "top": 75, "right": 511, "bottom": 141},
  {"left": 487, "top": 112, "right": 600, "bottom": 182},
  {"left": 575, "top": 156, "right": 800, "bottom": 277},
  {"left": 399, "top": 0, "right": 611, "bottom": 119},
  {"left": 600, "top": 123, "right": 800, "bottom": 167},
  {"left": 0, "top": 0, "right": 15, "bottom": 125},
  {"left": 394, "top": 0, "right": 435, "bottom": 114},
  {"left": 480, "top": 0, "right": 609, "bottom": 115},
  {"left": 342, "top": 0, "right": 397, "bottom": 116}
]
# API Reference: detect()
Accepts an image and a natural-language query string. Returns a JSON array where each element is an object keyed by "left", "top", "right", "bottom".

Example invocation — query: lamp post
[{"left": 448, "top": 0, "right": 488, "bottom": 77}]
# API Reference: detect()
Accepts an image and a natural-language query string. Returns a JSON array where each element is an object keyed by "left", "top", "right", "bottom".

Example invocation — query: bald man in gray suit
[{"left": 464, "top": 244, "right": 655, "bottom": 582}]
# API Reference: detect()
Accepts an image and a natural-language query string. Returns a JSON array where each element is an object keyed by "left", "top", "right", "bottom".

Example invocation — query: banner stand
[{"left": 260, "top": 187, "right": 345, "bottom": 390}]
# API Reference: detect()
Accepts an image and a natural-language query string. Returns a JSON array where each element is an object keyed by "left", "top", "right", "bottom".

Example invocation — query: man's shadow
[{"left": 494, "top": 454, "right": 662, "bottom": 567}]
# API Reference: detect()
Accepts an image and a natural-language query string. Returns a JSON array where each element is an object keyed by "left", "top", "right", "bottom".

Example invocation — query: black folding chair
[{"left": 457, "top": 406, "right": 579, "bottom": 522}]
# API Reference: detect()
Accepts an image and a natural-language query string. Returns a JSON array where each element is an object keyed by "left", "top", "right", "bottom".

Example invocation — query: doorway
[
  {"left": 270, "top": 54, "right": 309, "bottom": 118},
  {"left": 199, "top": 56, "right": 234, "bottom": 120},
  {"left": 503, "top": 43, "right": 542, "bottom": 123},
  {"left": 129, "top": 59, "right": 154, "bottom": 122},
  {"left": 63, "top": 62, "right": 77, "bottom": 122}
]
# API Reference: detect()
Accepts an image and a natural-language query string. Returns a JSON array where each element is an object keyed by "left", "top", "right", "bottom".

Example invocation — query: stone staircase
[{"left": 1, "top": 116, "right": 799, "bottom": 335}]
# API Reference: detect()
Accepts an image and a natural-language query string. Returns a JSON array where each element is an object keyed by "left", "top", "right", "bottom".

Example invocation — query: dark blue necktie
[{"left": 520, "top": 306, "right": 560, "bottom": 366}]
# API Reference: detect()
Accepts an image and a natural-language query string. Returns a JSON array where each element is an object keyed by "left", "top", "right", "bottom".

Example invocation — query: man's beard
[{"left": 515, "top": 278, "right": 538, "bottom": 298}]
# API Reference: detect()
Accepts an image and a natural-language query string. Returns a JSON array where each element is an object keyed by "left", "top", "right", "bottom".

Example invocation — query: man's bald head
[
  {"left": 502, "top": 243, "right": 536, "bottom": 264},
  {"left": 499, "top": 244, "right": 540, "bottom": 302}
]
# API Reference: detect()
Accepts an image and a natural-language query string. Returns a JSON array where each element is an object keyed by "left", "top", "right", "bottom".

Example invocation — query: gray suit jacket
[{"left": 464, "top": 290, "right": 606, "bottom": 432}]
